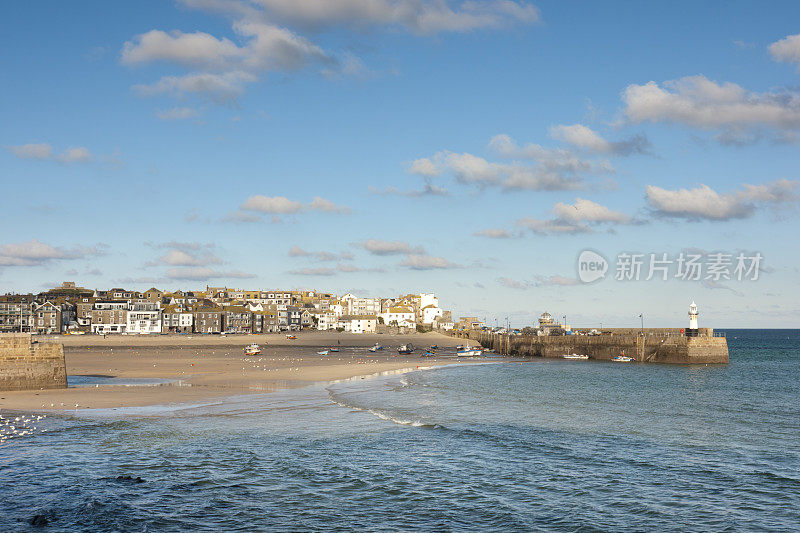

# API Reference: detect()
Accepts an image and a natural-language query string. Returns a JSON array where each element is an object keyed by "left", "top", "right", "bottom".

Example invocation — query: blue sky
[{"left": 2, "top": 0, "right": 799, "bottom": 327}]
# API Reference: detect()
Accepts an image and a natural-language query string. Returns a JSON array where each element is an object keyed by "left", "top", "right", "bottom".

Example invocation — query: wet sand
[{"left": 0, "top": 332, "right": 476, "bottom": 411}]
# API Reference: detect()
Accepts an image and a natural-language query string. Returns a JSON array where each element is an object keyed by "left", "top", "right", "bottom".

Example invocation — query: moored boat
[
  {"left": 244, "top": 344, "right": 262, "bottom": 356},
  {"left": 397, "top": 343, "right": 414, "bottom": 354},
  {"left": 368, "top": 343, "right": 383, "bottom": 352},
  {"left": 317, "top": 350, "right": 329, "bottom": 356},
  {"left": 612, "top": 351, "right": 634, "bottom": 362},
  {"left": 456, "top": 345, "right": 482, "bottom": 357},
  {"left": 562, "top": 353, "right": 588, "bottom": 360}
]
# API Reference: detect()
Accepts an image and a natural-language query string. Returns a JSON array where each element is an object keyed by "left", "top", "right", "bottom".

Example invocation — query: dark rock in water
[
  {"left": 116, "top": 474, "right": 144, "bottom": 483},
  {"left": 30, "top": 514, "right": 49, "bottom": 527}
]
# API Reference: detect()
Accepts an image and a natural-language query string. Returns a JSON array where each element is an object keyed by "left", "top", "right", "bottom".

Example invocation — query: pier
[
  {"left": 0, "top": 334, "right": 67, "bottom": 391},
  {"left": 456, "top": 328, "right": 729, "bottom": 364}
]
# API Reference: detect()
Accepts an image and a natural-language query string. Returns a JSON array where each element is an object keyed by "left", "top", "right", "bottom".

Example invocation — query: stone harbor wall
[
  {"left": 458, "top": 329, "right": 729, "bottom": 364},
  {"left": 0, "top": 334, "right": 67, "bottom": 391}
]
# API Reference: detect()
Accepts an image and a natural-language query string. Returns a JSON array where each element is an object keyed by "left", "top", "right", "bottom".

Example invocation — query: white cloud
[
  {"left": 369, "top": 182, "right": 449, "bottom": 197},
  {"left": 145, "top": 241, "right": 224, "bottom": 268},
  {"left": 497, "top": 276, "right": 528, "bottom": 289},
  {"left": 166, "top": 267, "right": 255, "bottom": 280},
  {"left": 308, "top": 196, "right": 352, "bottom": 213},
  {"left": 122, "top": 29, "right": 242, "bottom": 68},
  {"left": 769, "top": 33, "right": 800, "bottom": 67},
  {"left": 622, "top": 75, "right": 800, "bottom": 143},
  {"left": 222, "top": 210, "right": 264, "bottom": 223},
  {"left": 289, "top": 246, "right": 350, "bottom": 261},
  {"left": 399, "top": 253, "right": 459, "bottom": 269},
  {"left": 645, "top": 180, "right": 799, "bottom": 221},
  {"left": 551, "top": 198, "right": 630, "bottom": 223},
  {"left": 533, "top": 275, "right": 580, "bottom": 287},
  {"left": 510, "top": 198, "right": 632, "bottom": 236},
  {"left": 549, "top": 124, "right": 650, "bottom": 156},
  {"left": 134, "top": 71, "right": 257, "bottom": 104},
  {"left": 488, "top": 134, "right": 614, "bottom": 174},
  {"left": 240, "top": 195, "right": 309, "bottom": 213},
  {"left": 516, "top": 217, "right": 591, "bottom": 235},
  {"left": 408, "top": 157, "right": 442, "bottom": 177},
  {"left": 237, "top": 195, "right": 350, "bottom": 217},
  {"left": 474, "top": 228, "right": 515, "bottom": 238},
  {"left": 287, "top": 267, "right": 335, "bottom": 276},
  {"left": 408, "top": 134, "right": 617, "bottom": 193},
  {"left": 202, "top": 0, "right": 539, "bottom": 35},
  {"left": 0, "top": 239, "right": 105, "bottom": 267},
  {"left": 8, "top": 143, "right": 92, "bottom": 163},
  {"left": 157, "top": 107, "right": 200, "bottom": 120},
  {"left": 9, "top": 143, "right": 52, "bottom": 160},
  {"left": 56, "top": 147, "right": 92, "bottom": 163},
  {"left": 411, "top": 149, "right": 588, "bottom": 191},
  {"left": 359, "top": 239, "right": 424, "bottom": 255},
  {"left": 147, "top": 249, "right": 223, "bottom": 267},
  {"left": 128, "top": 1, "right": 539, "bottom": 103}
]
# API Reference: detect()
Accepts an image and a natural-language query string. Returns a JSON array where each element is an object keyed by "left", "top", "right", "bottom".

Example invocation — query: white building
[
  {"left": 382, "top": 306, "right": 416, "bottom": 329},
  {"left": 340, "top": 293, "right": 381, "bottom": 316},
  {"left": 340, "top": 315, "right": 378, "bottom": 334},
  {"left": 316, "top": 312, "right": 338, "bottom": 331},
  {"left": 126, "top": 302, "right": 162, "bottom": 334},
  {"left": 421, "top": 304, "right": 443, "bottom": 324},
  {"left": 419, "top": 293, "right": 439, "bottom": 309}
]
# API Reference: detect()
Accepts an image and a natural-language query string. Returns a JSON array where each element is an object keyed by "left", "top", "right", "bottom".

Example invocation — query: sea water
[{"left": 1, "top": 329, "right": 798, "bottom": 531}]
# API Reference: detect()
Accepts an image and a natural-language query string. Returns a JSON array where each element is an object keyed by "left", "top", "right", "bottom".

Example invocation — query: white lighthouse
[{"left": 688, "top": 301, "right": 699, "bottom": 336}]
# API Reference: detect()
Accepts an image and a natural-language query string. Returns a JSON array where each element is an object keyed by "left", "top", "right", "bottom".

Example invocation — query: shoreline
[{"left": 0, "top": 332, "right": 487, "bottom": 413}]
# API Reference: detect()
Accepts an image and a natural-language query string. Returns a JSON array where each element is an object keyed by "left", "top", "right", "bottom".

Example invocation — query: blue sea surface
[{"left": 1, "top": 329, "right": 798, "bottom": 531}]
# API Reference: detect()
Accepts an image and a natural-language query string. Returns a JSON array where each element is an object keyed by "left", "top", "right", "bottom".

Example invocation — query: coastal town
[{"left": 0, "top": 281, "right": 470, "bottom": 336}]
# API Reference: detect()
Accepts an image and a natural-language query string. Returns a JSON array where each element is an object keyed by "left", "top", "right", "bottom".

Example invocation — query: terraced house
[
  {"left": 223, "top": 306, "right": 252, "bottom": 333},
  {"left": 32, "top": 301, "right": 61, "bottom": 334},
  {"left": 0, "top": 295, "right": 34, "bottom": 333},
  {"left": 192, "top": 305, "right": 223, "bottom": 334},
  {"left": 91, "top": 301, "right": 128, "bottom": 334}
]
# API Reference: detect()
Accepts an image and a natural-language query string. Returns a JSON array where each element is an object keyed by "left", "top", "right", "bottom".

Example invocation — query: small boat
[
  {"left": 562, "top": 353, "right": 588, "bottom": 360},
  {"left": 612, "top": 351, "right": 634, "bottom": 362},
  {"left": 368, "top": 343, "right": 383, "bottom": 352},
  {"left": 421, "top": 350, "right": 435, "bottom": 357},
  {"left": 329, "top": 347, "right": 340, "bottom": 353},
  {"left": 244, "top": 344, "right": 262, "bottom": 356},
  {"left": 285, "top": 334, "right": 297, "bottom": 340},
  {"left": 429, "top": 344, "right": 438, "bottom": 350},
  {"left": 397, "top": 343, "right": 414, "bottom": 355},
  {"left": 457, "top": 345, "right": 482, "bottom": 357},
  {"left": 317, "top": 350, "right": 329, "bottom": 356}
]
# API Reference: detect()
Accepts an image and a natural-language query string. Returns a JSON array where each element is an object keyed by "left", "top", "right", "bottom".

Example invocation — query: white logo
[{"left": 577, "top": 250, "right": 608, "bottom": 283}]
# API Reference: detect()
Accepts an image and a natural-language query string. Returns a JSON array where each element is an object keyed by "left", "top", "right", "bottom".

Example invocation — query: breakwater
[
  {"left": 457, "top": 328, "right": 729, "bottom": 364},
  {"left": 0, "top": 334, "right": 67, "bottom": 391}
]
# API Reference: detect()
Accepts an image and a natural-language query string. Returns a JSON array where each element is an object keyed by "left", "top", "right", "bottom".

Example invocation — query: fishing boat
[
  {"left": 243, "top": 343, "right": 262, "bottom": 356},
  {"left": 368, "top": 343, "right": 383, "bottom": 352},
  {"left": 397, "top": 343, "right": 414, "bottom": 355},
  {"left": 456, "top": 345, "right": 482, "bottom": 357},
  {"left": 562, "top": 353, "right": 588, "bottom": 360},
  {"left": 317, "top": 350, "right": 329, "bottom": 356},
  {"left": 612, "top": 351, "right": 634, "bottom": 362}
]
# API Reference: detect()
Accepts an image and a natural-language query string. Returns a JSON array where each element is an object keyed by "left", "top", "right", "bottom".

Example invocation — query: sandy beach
[{"left": 0, "top": 331, "right": 477, "bottom": 411}]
